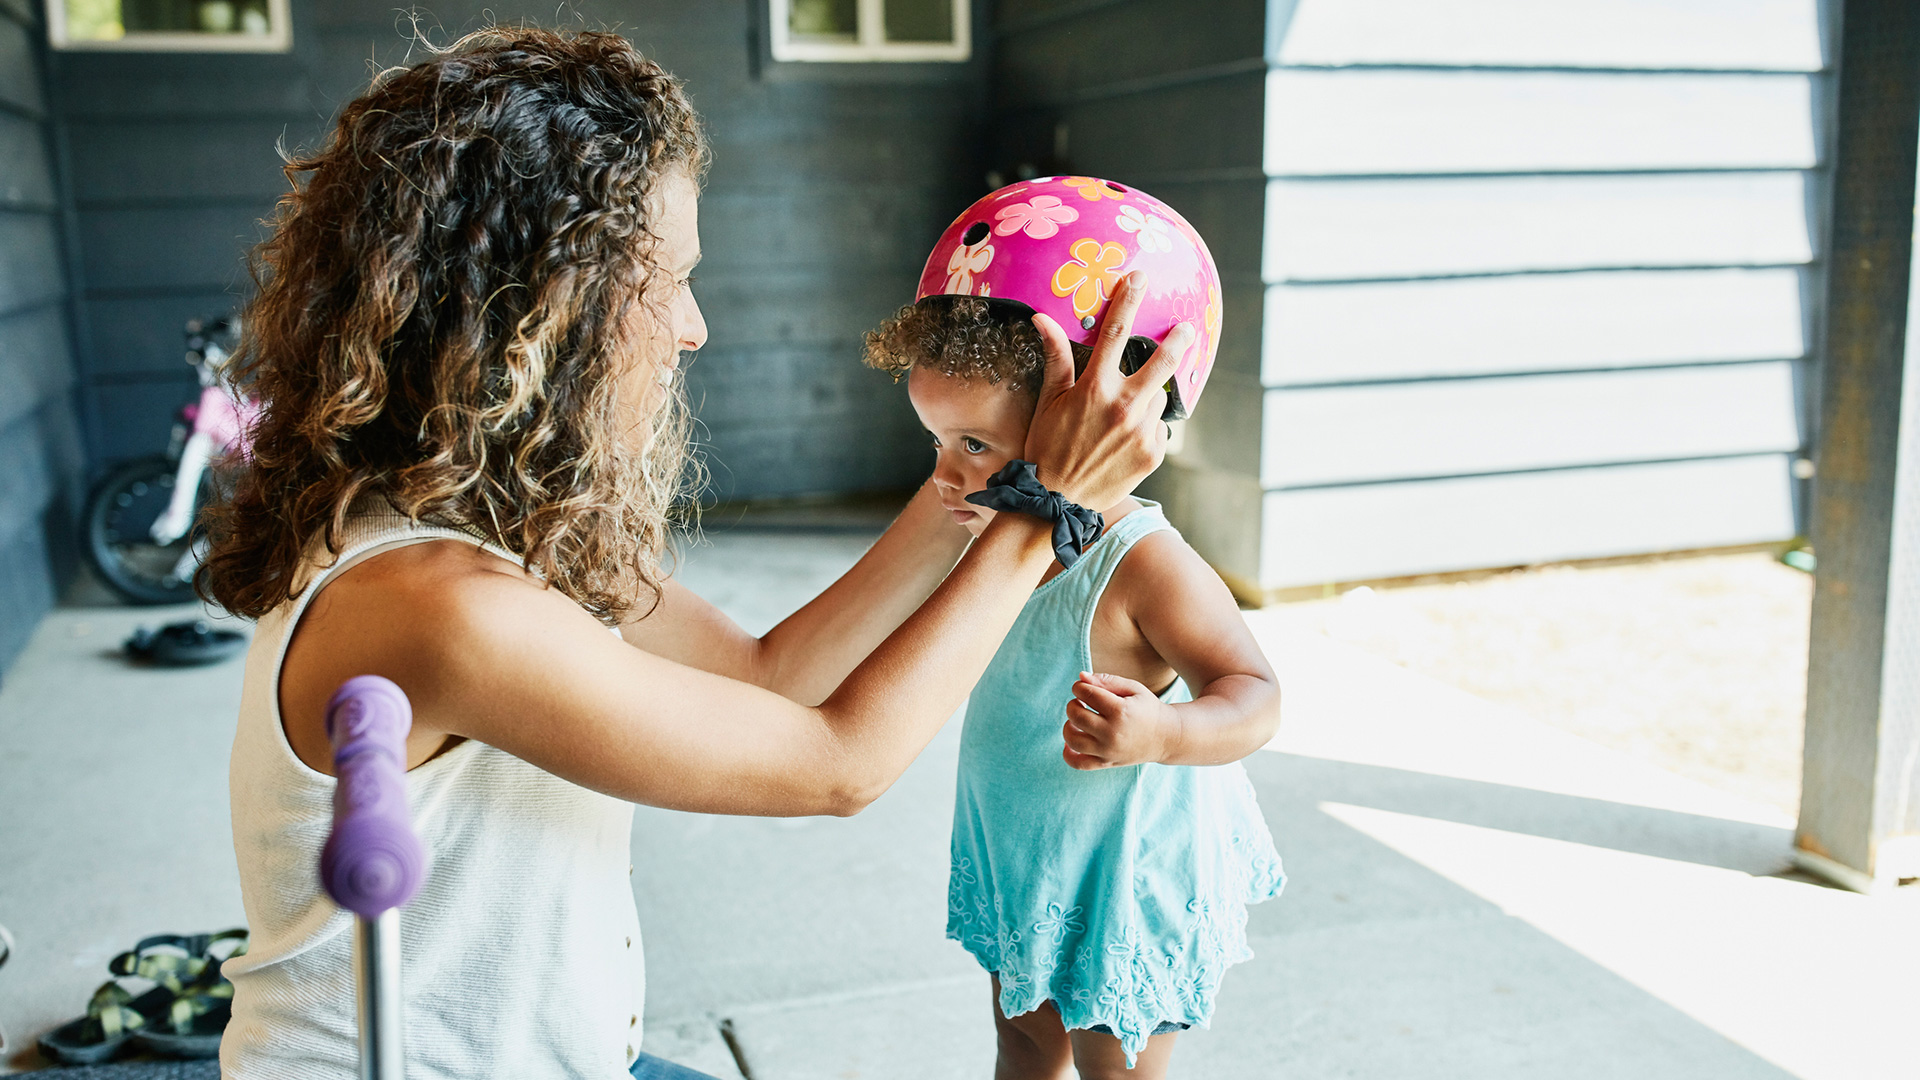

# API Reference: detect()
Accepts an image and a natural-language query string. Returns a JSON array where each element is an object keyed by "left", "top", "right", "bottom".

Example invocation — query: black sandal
[
  {"left": 123, "top": 620, "right": 247, "bottom": 667},
  {"left": 132, "top": 930, "right": 247, "bottom": 1060},
  {"left": 35, "top": 980, "right": 174, "bottom": 1065},
  {"left": 36, "top": 930, "right": 247, "bottom": 1065}
]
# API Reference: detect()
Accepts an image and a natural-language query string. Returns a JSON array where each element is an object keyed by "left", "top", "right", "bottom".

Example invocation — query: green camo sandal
[
  {"left": 36, "top": 978, "right": 173, "bottom": 1065},
  {"left": 36, "top": 929, "right": 247, "bottom": 1065},
  {"left": 134, "top": 929, "right": 247, "bottom": 1060}
]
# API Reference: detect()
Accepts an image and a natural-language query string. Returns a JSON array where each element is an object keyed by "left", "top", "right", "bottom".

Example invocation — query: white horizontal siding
[
  {"left": 1265, "top": 70, "right": 1816, "bottom": 176},
  {"left": 1276, "top": 0, "right": 1822, "bottom": 72},
  {"left": 1262, "top": 362, "right": 1801, "bottom": 487},
  {"left": 1264, "top": 268, "right": 1806, "bottom": 384},
  {"left": 1260, "top": 455, "right": 1798, "bottom": 587},
  {"left": 1264, "top": 172, "right": 1812, "bottom": 282}
]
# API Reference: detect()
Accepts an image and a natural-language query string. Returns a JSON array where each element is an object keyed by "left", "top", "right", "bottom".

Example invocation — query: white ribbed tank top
[{"left": 222, "top": 504, "right": 645, "bottom": 1079}]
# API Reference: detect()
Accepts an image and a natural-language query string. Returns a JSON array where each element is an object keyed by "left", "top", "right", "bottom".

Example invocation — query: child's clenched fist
[{"left": 1062, "top": 671, "right": 1180, "bottom": 769}]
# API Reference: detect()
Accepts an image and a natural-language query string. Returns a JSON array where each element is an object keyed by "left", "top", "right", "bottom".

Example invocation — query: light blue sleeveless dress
[{"left": 947, "top": 501, "right": 1285, "bottom": 1063}]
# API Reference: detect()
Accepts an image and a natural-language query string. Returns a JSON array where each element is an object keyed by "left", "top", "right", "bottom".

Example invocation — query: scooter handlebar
[{"left": 320, "top": 676, "right": 424, "bottom": 919}]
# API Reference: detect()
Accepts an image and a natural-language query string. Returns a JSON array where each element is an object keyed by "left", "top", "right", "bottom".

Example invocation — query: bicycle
[{"left": 81, "top": 318, "right": 258, "bottom": 605}]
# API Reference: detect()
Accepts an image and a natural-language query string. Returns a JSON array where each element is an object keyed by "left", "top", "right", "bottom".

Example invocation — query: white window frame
[
  {"left": 769, "top": 0, "right": 970, "bottom": 63},
  {"left": 46, "top": 0, "right": 293, "bottom": 52}
]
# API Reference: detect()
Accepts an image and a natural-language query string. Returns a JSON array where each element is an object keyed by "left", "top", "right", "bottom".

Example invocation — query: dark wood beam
[{"left": 1799, "top": 0, "right": 1920, "bottom": 892}]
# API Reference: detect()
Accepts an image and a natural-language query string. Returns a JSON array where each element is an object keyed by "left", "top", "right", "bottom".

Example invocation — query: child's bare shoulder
[
  {"left": 1096, "top": 522, "right": 1245, "bottom": 654},
  {"left": 1111, "top": 526, "right": 1236, "bottom": 610},
  {"left": 1094, "top": 518, "right": 1274, "bottom": 691},
  {"left": 1089, "top": 517, "right": 1261, "bottom": 686}
]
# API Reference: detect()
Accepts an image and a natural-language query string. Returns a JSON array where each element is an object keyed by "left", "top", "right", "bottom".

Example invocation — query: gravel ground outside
[{"left": 1261, "top": 552, "right": 1813, "bottom": 818}]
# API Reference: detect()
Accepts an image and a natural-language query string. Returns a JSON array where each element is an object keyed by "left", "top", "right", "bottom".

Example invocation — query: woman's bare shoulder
[{"left": 279, "top": 539, "right": 609, "bottom": 772}]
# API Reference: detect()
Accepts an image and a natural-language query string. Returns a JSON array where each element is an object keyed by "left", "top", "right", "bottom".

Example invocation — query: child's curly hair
[{"left": 863, "top": 296, "right": 1089, "bottom": 397}]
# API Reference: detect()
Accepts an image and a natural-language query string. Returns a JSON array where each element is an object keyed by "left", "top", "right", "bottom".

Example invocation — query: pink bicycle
[{"left": 81, "top": 318, "right": 259, "bottom": 604}]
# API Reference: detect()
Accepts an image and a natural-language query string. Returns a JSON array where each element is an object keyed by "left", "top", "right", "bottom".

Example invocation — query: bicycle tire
[{"left": 81, "top": 455, "right": 205, "bottom": 606}]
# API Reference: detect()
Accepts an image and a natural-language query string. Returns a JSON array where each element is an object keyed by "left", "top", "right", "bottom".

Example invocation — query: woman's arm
[
  {"left": 618, "top": 479, "right": 970, "bottom": 705},
  {"left": 281, "top": 275, "right": 1190, "bottom": 817},
  {"left": 1060, "top": 531, "right": 1282, "bottom": 769},
  {"left": 315, "top": 508, "right": 1059, "bottom": 817}
]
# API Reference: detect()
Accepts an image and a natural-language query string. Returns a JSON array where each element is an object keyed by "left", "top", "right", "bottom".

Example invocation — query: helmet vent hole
[
  {"left": 1107, "top": 182, "right": 1130, "bottom": 193},
  {"left": 962, "top": 222, "right": 990, "bottom": 246}
]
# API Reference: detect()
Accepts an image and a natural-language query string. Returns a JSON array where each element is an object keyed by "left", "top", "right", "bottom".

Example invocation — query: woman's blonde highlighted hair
[{"left": 200, "top": 26, "right": 707, "bottom": 622}]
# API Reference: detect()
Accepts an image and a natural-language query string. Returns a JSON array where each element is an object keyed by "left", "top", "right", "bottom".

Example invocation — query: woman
[{"left": 203, "top": 27, "right": 1186, "bottom": 1080}]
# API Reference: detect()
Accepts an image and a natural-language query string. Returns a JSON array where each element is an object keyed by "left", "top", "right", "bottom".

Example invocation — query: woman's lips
[{"left": 945, "top": 505, "right": 978, "bottom": 523}]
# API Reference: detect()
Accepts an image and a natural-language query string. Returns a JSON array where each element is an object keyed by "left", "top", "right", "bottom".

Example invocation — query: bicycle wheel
[{"left": 81, "top": 456, "right": 206, "bottom": 605}]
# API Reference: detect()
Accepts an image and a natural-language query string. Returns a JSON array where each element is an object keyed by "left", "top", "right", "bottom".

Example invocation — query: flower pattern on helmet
[
  {"left": 944, "top": 237, "right": 995, "bottom": 295},
  {"left": 1204, "top": 284, "right": 1221, "bottom": 351},
  {"left": 1064, "top": 176, "right": 1128, "bottom": 202},
  {"left": 1051, "top": 238, "right": 1129, "bottom": 319},
  {"left": 916, "top": 174, "right": 1223, "bottom": 416},
  {"left": 1116, "top": 205, "right": 1172, "bottom": 253},
  {"left": 994, "top": 194, "right": 1079, "bottom": 239}
]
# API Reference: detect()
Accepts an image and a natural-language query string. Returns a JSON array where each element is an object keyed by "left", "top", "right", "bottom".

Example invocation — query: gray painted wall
[
  {"left": 0, "top": 0, "right": 84, "bottom": 671},
  {"left": 46, "top": 0, "right": 986, "bottom": 502}
]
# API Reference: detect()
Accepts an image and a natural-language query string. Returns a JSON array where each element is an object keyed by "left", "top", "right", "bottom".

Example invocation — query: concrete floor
[
  {"left": 2, "top": 528, "right": 1915, "bottom": 1077},
  {"left": 1269, "top": 553, "right": 1813, "bottom": 816}
]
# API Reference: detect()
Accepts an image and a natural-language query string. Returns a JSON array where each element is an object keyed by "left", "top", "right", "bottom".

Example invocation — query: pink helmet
[{"left": 914, "top": 175, "right": 1222, "bottom": 420}]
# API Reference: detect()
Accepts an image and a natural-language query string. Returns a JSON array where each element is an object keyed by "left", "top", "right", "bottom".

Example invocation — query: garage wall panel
[
  {"left": 1262, "top": 455, "right": 1799, "bottom": 588},
  {"left": 1264, "top": 268, "right": 1807, "bottom": 385},
  {"left": 1264, "top": 172, "right": 1813, "bottom": 283},
  {"left": 1275, "top": 0, "right": 1822, "bottom": 72},
  {"left": 1263, "top": 362, "right": 1802, "bottom": 487}
]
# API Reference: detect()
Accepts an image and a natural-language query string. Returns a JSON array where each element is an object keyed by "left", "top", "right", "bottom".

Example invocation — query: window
[
  {"left": 47, "top": 0, "right": 292, "bottom": 51},
  {"left": 770, "top": 0, "right": 969, "bottom": 62}
]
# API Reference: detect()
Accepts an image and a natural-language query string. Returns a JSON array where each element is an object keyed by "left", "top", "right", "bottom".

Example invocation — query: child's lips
[{"left": 944, "top": 504, "right": 978, "bottom": 522}]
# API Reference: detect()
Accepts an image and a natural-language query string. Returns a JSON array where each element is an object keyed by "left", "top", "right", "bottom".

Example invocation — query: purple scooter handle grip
[{"left": 320, "top": 676, "right": 424, "bottom": 919}]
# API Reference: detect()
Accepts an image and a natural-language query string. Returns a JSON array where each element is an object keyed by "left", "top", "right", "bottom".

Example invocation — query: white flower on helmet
[{"left": 1116, "top": 205, "right": 1172, "bottom": 253}]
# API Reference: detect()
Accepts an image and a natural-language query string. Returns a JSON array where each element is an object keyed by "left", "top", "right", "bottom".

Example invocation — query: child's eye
[{"left": 963, "top": 437, "right": 987, "bottom": 454}]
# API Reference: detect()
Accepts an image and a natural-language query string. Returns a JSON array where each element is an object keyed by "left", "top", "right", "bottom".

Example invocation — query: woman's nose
[{"left": 678, "top": 293, "right": 708, "bottom": 353}]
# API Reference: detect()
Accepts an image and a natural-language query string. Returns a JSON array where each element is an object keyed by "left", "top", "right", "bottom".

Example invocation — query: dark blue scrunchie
[{"left": 964, "top": 460, "right": 1105, "bottom": 567}]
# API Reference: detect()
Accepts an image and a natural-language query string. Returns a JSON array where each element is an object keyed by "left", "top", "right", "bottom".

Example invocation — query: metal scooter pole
[{"left": 320, "top": 676, "right": 424, "bottom": 1080}]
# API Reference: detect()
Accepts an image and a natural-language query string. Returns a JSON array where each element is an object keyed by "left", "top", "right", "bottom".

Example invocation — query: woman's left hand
[{"left": 1062, "top": 671, "right": 1180, "bottom": 769}]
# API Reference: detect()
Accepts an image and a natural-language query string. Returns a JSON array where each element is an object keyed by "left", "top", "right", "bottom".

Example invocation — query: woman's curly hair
[
  {"left": 200, "top": 26, "right": 708, "bottom": 622},
  {"left": 863, "top": 296, "right": 1088, "bottom": 397}
]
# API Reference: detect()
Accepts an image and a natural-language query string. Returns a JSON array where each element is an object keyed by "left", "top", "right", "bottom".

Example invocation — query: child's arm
[{"left": 1062, "top": 532, "right": 1280, "bottom": 769}]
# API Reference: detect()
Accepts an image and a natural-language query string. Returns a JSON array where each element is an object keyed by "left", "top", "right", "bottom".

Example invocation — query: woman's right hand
[{"left": 1023, "top": 271, "right": 1193, "bottom": 509}]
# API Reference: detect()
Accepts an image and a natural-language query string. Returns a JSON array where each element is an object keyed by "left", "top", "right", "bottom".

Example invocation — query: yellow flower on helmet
[
  {"left": 1051, "top": 238, "right": 1129, "bottom": 320},
  {"left": 1062, "top": 176, "right": 1127, "bottom": 202}
]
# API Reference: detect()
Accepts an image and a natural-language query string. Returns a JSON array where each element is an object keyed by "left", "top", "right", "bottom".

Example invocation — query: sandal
[
  {"left": 36, "top": 929, "right": 248, "bottom": 1065},
  {"left": 35, "top": 980, "right": 174, "bottom": 1065},
  {"left": 132, "top": 930, "right": 248, "bottom": 1060},
  {"left": 124, "top": 620, "right": 247, "bottom": 667}
]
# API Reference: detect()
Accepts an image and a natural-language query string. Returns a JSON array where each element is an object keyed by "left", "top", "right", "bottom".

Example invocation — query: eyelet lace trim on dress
[{"left": 947, "top": 840, "right": 1284, "bottom": 1065}]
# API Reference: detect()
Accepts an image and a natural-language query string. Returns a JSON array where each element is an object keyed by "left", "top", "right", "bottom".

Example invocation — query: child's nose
[{"left": 930, "top": 455, "right": 966, "bottom": 494}]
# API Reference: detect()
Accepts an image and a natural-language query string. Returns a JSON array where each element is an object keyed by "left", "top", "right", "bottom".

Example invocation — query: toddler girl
[{"left": 865, "top": 295, "right": 1285, "bottom": 1079}]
